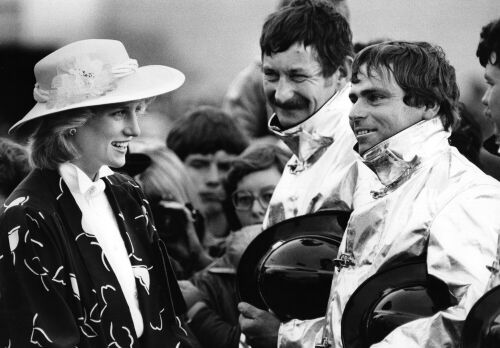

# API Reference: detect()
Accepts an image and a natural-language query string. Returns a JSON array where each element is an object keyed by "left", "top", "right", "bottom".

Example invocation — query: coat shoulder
[{"left": 1, "top": 169, "right": 58, "bottom": 217}]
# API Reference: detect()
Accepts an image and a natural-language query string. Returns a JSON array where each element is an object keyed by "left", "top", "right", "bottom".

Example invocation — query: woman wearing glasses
[{"left": 179, "top": 143, "right": 290, "bottom": 348}]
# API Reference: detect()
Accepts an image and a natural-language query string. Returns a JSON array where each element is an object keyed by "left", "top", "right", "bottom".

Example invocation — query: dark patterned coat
[{"left": 0, "top": 168, "right": 199, "bottom": 347}]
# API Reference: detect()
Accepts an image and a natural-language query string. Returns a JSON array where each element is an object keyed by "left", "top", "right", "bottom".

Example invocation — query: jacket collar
[
  {"left": 59, "top": 162, "right": 114, "bottom": 198},
  {"left": 362, "top": 117, "right": 450, "bottom": 190},
  {"left": 268, "top": 84, "right": 352, "bottom": 166}
]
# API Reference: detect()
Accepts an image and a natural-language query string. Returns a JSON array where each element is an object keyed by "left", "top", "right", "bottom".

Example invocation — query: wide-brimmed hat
[{"left": 9, "top": 39, "right": 185, "bottom": 133}]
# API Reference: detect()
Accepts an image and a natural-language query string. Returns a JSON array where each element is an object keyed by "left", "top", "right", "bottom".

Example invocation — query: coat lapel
[{"left": 41, "top": 169, "right": 138, "bottom": 344}]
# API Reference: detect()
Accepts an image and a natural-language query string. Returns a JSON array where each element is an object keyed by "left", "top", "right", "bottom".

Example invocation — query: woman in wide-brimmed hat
[{"left": 0, "top": 39, "right": 200, "bottom": 347}]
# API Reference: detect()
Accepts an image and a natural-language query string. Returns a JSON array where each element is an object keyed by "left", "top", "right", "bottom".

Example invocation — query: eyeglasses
[{"left": 231, "top": 186, "right": 276, "bottom": 211}]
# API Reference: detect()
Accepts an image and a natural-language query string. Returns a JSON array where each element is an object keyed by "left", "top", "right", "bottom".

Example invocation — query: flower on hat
[{"left": 47, "top": 55, "right": 116, "bottom": 109}]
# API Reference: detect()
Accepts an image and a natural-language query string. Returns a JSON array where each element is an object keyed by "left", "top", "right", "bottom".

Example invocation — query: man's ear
[
  {"left": 422, "top": 103, "right": 440, "bottom": 120},
  {"left": 329, "top": 56, "right": 353, "bottom": 90},
  {"left": 338, "top": 56, "right": 353, "bottom": 81}
]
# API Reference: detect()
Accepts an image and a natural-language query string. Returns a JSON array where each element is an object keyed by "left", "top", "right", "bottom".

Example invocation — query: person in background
[
  {"left": 167, "top": 105, "right": 249, "bottom": 256},
  {"left": 475, "top": 17, "right": 500, "bottom": 181},
  {"left": 0, "top": 39, "right": 200, "bottom": 347},
  {"left": 181, "top": 143, "right": 290, "bottom": 348},
  {"left": 137, "top": 148, "right": 213, "bottom": 279},
  {"left": 0, "top": 137, "right": 31, "bottom": 206},
  {"left": 448, "top": 103, "right": 484, "bottom": 167},
  {"left": 476, "top": 17, "right": 500, "bottom": 292},
  {"left": 221, "top": 0, "right": 350, "bottom": 140}
]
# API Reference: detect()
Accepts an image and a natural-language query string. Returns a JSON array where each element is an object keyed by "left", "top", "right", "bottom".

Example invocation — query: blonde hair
[
  {"left": 138, "top": 148, "right": 201, "bottom": 207},
  {"left": 29, "top": 108, "right": 94, "bottom": 170},
  {"left": 29, "top": 98, "right": 154, "bottom": 170}
]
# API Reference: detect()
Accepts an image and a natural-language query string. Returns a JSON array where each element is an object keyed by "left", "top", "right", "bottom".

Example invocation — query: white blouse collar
[{"left": 59, "top": 162, "right": 114, "bottom": 197}]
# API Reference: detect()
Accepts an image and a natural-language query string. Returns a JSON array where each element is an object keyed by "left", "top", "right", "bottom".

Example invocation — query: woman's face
[
  {"left": 71, "top": 100, "right": 146, "bottom": 179},
  {"left": 233, "top": 166, "right": 282, "bottom": 227}
]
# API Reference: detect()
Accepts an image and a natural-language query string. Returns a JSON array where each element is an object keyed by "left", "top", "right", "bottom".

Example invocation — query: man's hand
[{"left": 238, "top": 302, "right": 280, "bottom": 348}]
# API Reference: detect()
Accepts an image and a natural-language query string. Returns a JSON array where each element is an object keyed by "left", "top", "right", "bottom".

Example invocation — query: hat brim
[
  {"left": 341, "top": 258, "right": 457, "bottom": 348},
  {"left": 461, "top": 284, "right": 500, "bottom": 348},
  {"left": 9, "top": 65, "right": 185, "bottom": 134}
]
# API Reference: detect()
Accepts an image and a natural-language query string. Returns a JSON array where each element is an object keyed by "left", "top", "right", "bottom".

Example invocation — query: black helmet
[
  {"left": 462, "top": 284, "right": 500, "bottom": 348},
  {"left": 237, "top": 209, "right": 349, "bottom": 321},
  {"left": 342, "top": 258, "right": 457, "bottom": 348}
]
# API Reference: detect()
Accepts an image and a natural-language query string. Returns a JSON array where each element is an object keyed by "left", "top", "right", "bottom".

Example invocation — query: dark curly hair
[
  {"left": 352, "top": 41, "right": 460, "bottom": 130},
  {"left": 477, "top": 18, "right": 500, "bottom": 68},
  {"left": 260, "top": 0, "right": 353, "bottom": 77},
  {"left": 278, "top": 0, "right": 350, "bottom": 22}
]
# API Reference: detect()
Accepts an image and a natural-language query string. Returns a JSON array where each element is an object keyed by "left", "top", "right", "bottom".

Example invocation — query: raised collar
[
  {"left": 268, "top": 84, "right": 352, "bottom": 166},
  {"left": 362, "top": 117, "right": 450, "bottom": 192},
  {"left": 59, "top": 162, "right": 114, "bottom": 198}
]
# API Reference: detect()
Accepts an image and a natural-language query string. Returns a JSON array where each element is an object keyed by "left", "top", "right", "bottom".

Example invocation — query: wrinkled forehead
[{"left": 262, "top": 43, "right": 321, "bottom": 68}]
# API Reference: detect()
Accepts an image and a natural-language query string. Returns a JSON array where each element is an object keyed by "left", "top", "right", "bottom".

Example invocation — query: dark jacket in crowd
[{"left": 190, "top": 255, "right": 240, "bottom": 348}]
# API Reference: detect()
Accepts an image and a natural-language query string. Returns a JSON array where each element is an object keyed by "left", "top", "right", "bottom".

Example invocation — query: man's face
[
  {"left": 184, "top": 150, "right": 236, "bottom": 216},
  {"left": 262, "top": 43, "right": 339, "bottom": 128},
  {"left": 349, "top": 64, "right": 434, "bottom": 154},
  {"left": 482, "top": 53, "right": 500, "bottom": 134}
]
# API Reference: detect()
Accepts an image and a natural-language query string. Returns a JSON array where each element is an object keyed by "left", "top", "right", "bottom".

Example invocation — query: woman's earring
[{"left": 69, "top": 128, "right": 76, "bottom": 136}]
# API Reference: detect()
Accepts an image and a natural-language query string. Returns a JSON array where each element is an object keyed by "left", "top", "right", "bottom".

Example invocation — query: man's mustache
[{"left": 269, "top": 94, "right": 309, "bottom": 110}]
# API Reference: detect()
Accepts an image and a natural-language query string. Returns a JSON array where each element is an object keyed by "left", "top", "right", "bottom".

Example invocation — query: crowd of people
[{"left": 1, "top": 0, "right": 500, "bottom": 347}]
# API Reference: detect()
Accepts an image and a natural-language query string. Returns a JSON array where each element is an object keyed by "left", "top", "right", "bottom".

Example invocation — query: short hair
[
  {"left": 352, "top": 41, "right": 460, "bottom": 130},
  {"left": 225, "top": 143, "right": 290, "bottom": 203},
  {"left": 166, "top": 105, "right": 249, "bottom": 161},
  {"left": 278, "top": 0, "right": 350, "bottom": 22},
  {"left": 477, "top": 18, "right": 500, "bottom": 68},
  {"left": 0, "top": 137, "right": 31, "bottom": 197},
  {"left": 29, "top": 108, "right": 94, "bottom": 170},
  {"left": 353, "top": 38, "right": 390, "bottom": 54},
  {"left": 225, "top": 143, "right": 290, "bottom": 230},
  {"left": 260, "top": 0, "right": 353, "bottom": 77}
]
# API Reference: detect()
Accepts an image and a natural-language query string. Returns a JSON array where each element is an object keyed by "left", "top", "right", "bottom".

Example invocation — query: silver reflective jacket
[
  {"left": 279, "top": 118, "right": 500, "bottom": 347},
  {"left": 264, "top": 84, "right": 375, "bottom": 229}
]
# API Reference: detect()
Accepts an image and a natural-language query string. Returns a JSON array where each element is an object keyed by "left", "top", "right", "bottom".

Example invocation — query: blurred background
[{"left": 1, "top": 0, "right": 499, "bottom": 141}]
